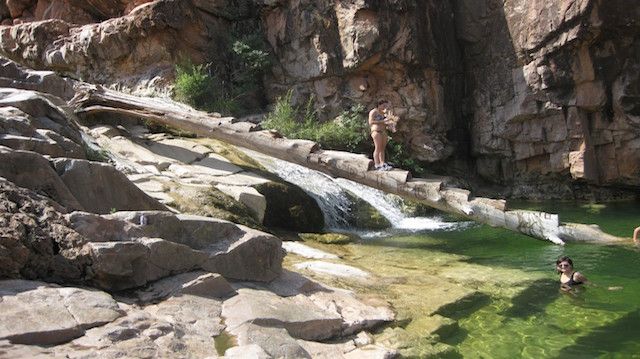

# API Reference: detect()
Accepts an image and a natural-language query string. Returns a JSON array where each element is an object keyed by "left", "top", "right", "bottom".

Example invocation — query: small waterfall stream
[{"left": 246, "top": 150, "right": 466, "bottom": 234}]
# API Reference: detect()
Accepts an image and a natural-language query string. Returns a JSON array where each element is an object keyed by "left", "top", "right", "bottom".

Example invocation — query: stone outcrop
[
  {"left": 0, "top": 270, "right": 397, "bottom": 358},
  {"left": 261, "top": 0, "right": 462, "bottom": 163},
  {"left": 68, "top": 210, "right": 284, "bottom": 289},
  {"left": 455, "top": 0, "right": 640, "bottom": 197},
  {"left": 0, "top": 86, "right": 170, "bottom": 213},
  {"left": 221, "top": 271, "right": 396, "bottom": 358},
  {"left": 0, "top": 58, "right": 76, "bottom": 99},
  {"left": 0, "top": 177, "right": 90, "bottom": 283},
  {"left": 0, "top": 87, "right": 84, "bottom": 158},
  {"left": 53, "top": 158, "right": 168, "bottom": 213},
  {"left": 0, "top": 146, "right": 168, "bottom": 213},
  {"left": 0, "top": 176, "right": 285, "bottom": 288},
  {"left": 0, "top": 280, "right": 123, "bottom": 345},
  {"left": 0, "top": 0, "right": 152, "bottom": 25},
  {"left": 0, "top": 0, "right": 247, "bottom": 95}
]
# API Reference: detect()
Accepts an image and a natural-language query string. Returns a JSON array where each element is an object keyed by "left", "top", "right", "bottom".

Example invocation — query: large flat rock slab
[
  {"left": 135, "top": 271, "right": 236, "bottom": 303},
  {"left": 67, "top": 211, "right": 284, "bottom": 290},
  {"left": 222, "top": 288, "right": 343, "bottom": 341},
  {"left": 0, "top": 280, "right": 123, "bottom": 345},
  {"left": 53, "top": 158, "right": 168, "bottom": 214},
  {"left": 294, "top": 261, "right": 370, "bottom": 279},
  {"left": 307, "top": 288, "right": 395, "bottom": 336},
  {"left": 283, "top": 241, "right": 340, "bottom": 259},
  {"left": 229, "top": 323, "right": 312, "bottom": 358},
  {"left": 63, "top": 307, "right": 220, "bottom": 359}
]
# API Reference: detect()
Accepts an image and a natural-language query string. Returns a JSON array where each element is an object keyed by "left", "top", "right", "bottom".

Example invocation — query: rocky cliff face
[
  {"left": 262, "top": 0, "right": 464, "bottom": 164},
  {"left": 0, "top": 0, "right": 637, "bottom": 199},
  {"left": 456, "top": 0, "right": 640, "bottom": 198}
]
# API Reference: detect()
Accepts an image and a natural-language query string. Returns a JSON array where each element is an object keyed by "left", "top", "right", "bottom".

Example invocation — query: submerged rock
[
  {"left": 282, "top": 241, "right": 340, "bottom": 259},
  {"left": 294, "top": 261, "right": 370, "bottom": 279},
  {"left": 300, "top": 232, "right": 354, "bottom": 245},
  {"left": 345, "top": 193, "right": 392, "bottom": 230}
]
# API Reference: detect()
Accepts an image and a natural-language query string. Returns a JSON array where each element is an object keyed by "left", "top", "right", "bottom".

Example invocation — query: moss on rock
[
  {"left": 299, "top": 232, "right": 354, "bottom": 244},
  {"left": 171, "top": 186, "right": 263, "bottom": 230},
  {"left": 346, "top": 192, "right": 391, "bottom": 230},
  {"left": 196, "top": 138, "right": 265, "bottom": 170},
  {"left": 255, "top": 181, "right": 324, "bottom": 232}
]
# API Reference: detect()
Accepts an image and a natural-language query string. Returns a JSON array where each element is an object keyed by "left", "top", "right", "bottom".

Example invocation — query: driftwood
[{"left": 70, "top": 85, "right": 630, "bottom": 245}]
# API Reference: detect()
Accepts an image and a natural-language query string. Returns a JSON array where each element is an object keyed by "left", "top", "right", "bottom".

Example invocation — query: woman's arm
[
  {"left": 633, "top": 226, "right": 640, "bottom": 244},
  {"left": 574, "top": 271, "right": 588, "bottom": 283}
]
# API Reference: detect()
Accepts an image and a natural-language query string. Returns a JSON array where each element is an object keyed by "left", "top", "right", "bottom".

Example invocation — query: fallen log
[{"left": 70, "top": 85, "right": 630, "bottom": 245}]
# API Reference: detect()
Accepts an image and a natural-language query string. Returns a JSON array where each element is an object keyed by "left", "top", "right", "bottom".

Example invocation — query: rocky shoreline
[
  {"left": 0, "top": 61, "right": 542, "bottom": 358},
  {"left": 0, "top": 58, "right": 398, "bottom": 357}
]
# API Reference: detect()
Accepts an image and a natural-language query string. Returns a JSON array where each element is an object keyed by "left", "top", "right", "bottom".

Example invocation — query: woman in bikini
[
  {"left": 369, "top": 99, "right": 393, "bottom": 171},
  {"left": 556, "top": 256, "right": 623, "bottom": 292},
  {"left": 556, "top": 256, "right": 587, "bottom": 291}
]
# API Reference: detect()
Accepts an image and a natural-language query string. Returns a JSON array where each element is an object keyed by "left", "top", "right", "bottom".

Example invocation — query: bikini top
[
  {"left": 562, "top": 272, "right": 584, "bottom": 287},
  {"left": 373, "top": 112, "right": 386, "bottom": 122}
]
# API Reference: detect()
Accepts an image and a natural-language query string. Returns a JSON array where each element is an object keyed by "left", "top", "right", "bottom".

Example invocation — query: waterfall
[
  {"left": 333, "top": 178, "right": 462, "bottom": 232},
  {"left": 256, "top": 156, "right": 353, "bottom": 229},
  {"left": 246, "top": 150, "right": 466, "bottom": 234}
]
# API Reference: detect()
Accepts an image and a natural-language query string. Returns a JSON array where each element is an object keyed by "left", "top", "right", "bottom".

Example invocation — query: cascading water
[
  {"left": 254, "top": 155, "right": 353, "bottom": 229},
  {"left": 333, "top": 178, "right": 463, "bottom": 232},
  {"left": 245, "top": 150, "right": 467, "bottom": 234}
]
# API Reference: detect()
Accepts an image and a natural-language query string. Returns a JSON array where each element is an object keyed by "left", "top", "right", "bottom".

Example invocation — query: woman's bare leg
[
  {"left": 372, "top": 132, "right": 385, "bottom": 167},
  {"left": 380, "top": 134, "right": 388, "bottom": 165}
]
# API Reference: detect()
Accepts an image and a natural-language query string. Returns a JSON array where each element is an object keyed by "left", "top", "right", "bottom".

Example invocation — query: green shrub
[
  {"left": 174, "top": 61, "right": 217, "bottom": 111},
  {"left": 262, "top": 90, "right": 427, "bottom": 175},
  {"left": 262, "top": 92, "right": 369, "bottom": 153},
  {"left": 173, "top": 29, "right": 271, "bottom": 117},
  {"left": 387, "top": 138, "right": 426, "bottom": 176}
]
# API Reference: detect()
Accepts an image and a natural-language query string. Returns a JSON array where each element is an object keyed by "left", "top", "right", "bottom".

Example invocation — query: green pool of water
[{"left": 357, "top": 201, "right": 640, "bottom": 358}]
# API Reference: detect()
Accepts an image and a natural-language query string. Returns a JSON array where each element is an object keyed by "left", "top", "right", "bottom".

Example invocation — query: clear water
[
  {"left": 249, "top": 150, "right": 640, "bottom": 357},
  {"left": 357, "top": 201, "right": 640, "bottom": 358}
]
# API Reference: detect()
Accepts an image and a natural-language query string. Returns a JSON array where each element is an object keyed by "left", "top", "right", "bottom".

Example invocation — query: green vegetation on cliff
[
  {"left": 262, "top": 90, "right": 369, "bottom": 153},
  {"left": 262, "top": 91, "right": 427, "bottom": 176},
  {"left": 173, "top": 30, "right": 270, "bottom": 116}
]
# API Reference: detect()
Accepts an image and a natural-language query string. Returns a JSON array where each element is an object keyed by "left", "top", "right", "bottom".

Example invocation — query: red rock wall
[
  {"left": 261, "top": 0, "right": 464, "bottom": 163},
  {"left": 454, "top": 0, "right": 640, "bottom": 198},
  {"left": 0, "top": 0, "right": 637, "bottom": 199}
]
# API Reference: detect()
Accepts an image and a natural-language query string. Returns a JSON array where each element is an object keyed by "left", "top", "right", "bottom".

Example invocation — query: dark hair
[
  {"left": 556, "top": 256, "right": 573, "bottom": 273},
  {"left": 377, "top": 99, "right": 389, "bottom": 106}
]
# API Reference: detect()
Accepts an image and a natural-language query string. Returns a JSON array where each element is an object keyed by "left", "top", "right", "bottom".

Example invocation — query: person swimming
[
  {"left": 556, "top": 256, "right": 624, "bottom": 292},
  {"left": 556, "top": 256, "right": 587, "bottom": 291}
]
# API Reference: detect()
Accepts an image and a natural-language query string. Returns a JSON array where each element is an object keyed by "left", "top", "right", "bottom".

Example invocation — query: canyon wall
[
  {"left": 455, "top": 0, "right": 640, "bottom": 198},
  {"left": 0, "top": 0, "right": 637, "bottom": 199}
]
